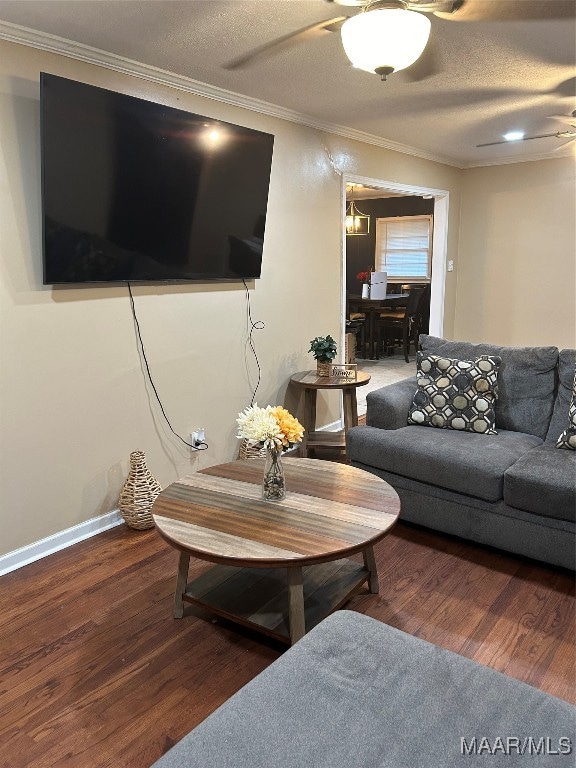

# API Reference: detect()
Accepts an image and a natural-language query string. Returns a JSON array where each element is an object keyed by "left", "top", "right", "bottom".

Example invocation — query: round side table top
[
  {"left": 290, "top": 370, "right": 371, "bottom": 390},
  {"left": 152, "top": 457, "right": 399, "bottom": 567}
]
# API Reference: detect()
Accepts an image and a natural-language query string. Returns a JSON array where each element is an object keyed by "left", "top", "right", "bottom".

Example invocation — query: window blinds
[{"left": 375, "top": 216, "right": 432, "bottom": 279}]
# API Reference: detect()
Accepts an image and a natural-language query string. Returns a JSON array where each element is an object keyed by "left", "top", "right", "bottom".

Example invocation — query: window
[{"left": 374, "top": 215, "right": 433, "bottom": 282}]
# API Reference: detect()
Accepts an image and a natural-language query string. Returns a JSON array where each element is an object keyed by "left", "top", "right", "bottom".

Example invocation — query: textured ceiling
[{"left": 0, "top": 0, "right": 575, "bottom": 167}]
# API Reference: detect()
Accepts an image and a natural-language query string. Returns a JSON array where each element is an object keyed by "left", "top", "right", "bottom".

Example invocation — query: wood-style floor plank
[{"left": 0, "top": 513, "right": 574, "bottom": 767}]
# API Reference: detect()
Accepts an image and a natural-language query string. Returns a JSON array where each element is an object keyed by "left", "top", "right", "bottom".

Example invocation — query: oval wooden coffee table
[{"left": 153, "top": 457, "right": 400, "bottom": 645}]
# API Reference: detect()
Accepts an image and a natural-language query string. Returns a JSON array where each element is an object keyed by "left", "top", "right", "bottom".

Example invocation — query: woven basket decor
[
  {"left": 238, "top": 438, "right": 267, "bottom": 460},
  {"left": 316, "top": 361, "right": 332, "bottom": 377},
  {"left": 119, "top": 450, "right": 162, "bottom": 530}
]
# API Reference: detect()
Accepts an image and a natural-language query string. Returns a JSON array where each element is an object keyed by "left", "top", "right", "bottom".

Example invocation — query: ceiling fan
[
  {"left": 224, "top": 0, "right": 575, "bottom": 80},
  {"left": 477, "top": 110, "right": 576, "bottom": 148}
]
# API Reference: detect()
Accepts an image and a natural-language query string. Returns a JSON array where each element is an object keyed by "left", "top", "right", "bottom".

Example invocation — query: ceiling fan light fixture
[{"left": 341, "top": 8, "right": 431, "bottom": 79}]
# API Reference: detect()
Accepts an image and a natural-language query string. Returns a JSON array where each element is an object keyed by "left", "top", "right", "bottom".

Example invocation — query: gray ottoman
[{"left": 151, "top": 611, "right": 575, "bottom": 767}]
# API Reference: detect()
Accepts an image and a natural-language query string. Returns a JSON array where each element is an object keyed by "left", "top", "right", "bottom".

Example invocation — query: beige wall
[
  {"left": 3, "top": 38, "right": 574, "bottom": 563},
  {"left": 456, "top": 158, "right": 576, "bottom": 347},
  {"left": 0, "top": 40, "right": 463, "bottom": 558}
]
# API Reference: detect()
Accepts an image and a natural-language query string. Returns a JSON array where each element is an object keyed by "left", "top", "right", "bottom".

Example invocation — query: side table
[{"left": 290, "top": 370, "right": 371, "bottom": 457}]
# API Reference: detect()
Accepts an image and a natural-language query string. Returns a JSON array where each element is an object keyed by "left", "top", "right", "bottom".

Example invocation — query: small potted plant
[{"left": 309, "top": 335, "right": 337, "bottom": 377}]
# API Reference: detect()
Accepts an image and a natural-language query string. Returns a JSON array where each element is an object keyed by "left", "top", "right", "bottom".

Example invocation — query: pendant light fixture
[
  {"left": 346, "top": 185, "right": 370, "bottom": 236},
  {"left": 341, "top": 1, "right": 431, "bottom": 80}
]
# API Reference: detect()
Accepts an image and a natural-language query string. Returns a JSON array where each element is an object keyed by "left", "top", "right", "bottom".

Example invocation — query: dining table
[{"left": 348, "top": 293, "right": 409, "bottom": 360}]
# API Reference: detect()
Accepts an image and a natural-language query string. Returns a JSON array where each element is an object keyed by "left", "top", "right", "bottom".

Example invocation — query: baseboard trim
[
  {"left": 0, "top": 510, "right": 124, "bottom": 577},
  {"left": 0, "top": 425, "right": 341, "bottom": 578}
]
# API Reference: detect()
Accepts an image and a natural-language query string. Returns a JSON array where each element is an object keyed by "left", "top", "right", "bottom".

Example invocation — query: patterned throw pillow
[
  {"left": 556, "top": 370, "right": 576, "bottom": 450},
  {"left": 408, "top": 352, "right": 501, "bottom": 434}
]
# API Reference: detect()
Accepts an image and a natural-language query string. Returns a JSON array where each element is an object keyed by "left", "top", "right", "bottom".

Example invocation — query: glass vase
[{"left": 263, "top": 446, "right": 286, "bottom": 501}]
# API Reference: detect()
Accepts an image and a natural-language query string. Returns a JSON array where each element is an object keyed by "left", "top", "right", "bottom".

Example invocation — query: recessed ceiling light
[{"left": 503, "top": 131, "right": 525, "bottom": 142}]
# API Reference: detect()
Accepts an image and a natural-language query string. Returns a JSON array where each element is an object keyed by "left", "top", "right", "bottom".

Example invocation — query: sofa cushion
[
  {"left": 408, "top": 352, "right": 501, "bottom": 434},
  {"left": 346, "top": 424, "right": 542, "bottom": 502},
  {"left": 348, "top": 463, "right": 576, "bottom": 570},
  {"left": 546, "top": 349, "right": 576, "bottom": 444},
  {"left": 420, "top": 335, "right": 558, "bottom": 440},
  {"left": 551, "top": 360, "right": 576, "bottom": 451},
  {"left": 504, "top": 444, "right": 576, "bottom": 522},
  {"left": 556, "top": 370, "right": 576, "bottom": 450}
]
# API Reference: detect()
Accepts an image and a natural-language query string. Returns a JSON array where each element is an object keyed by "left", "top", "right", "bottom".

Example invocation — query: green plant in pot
[{"left": 309, "top": 335, "right": 337, "bottom": 377}]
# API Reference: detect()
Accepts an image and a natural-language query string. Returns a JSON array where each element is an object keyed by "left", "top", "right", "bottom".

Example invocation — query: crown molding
[
  {"left": 3, "top": 20, "right": 567, "bottom": 170},
  {"left": 0, "top": 20, "right": 462, "bottom": 168}
]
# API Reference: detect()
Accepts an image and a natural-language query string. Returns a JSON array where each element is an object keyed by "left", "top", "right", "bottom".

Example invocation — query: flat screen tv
[{"left": 40, "top": 73, "right": 275, "bottom": 284}]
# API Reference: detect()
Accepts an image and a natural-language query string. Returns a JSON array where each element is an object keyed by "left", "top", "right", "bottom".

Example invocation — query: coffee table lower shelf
[{"left": 181, "top": 558, "right": 369, "bottom": 644}]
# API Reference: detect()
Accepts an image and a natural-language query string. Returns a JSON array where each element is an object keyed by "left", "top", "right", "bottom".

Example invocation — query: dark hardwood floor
[{"left": 0, "top": 477, "right": 574, "bottom": 767}]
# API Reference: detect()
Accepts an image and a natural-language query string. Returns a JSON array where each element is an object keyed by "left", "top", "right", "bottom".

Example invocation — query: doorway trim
[{"left": 341, "top": 174, "right": 449, "bottom": 356}]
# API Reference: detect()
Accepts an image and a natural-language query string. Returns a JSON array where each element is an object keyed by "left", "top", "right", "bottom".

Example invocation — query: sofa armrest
[{"left": 366, "top": 375, "right": 417, "bottom": 430}]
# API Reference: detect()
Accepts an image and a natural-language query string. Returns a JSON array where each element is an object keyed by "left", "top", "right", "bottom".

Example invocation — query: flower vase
[
  {"left": 361, "top": 283, "right": 371, "bottom": 299},
  {"left": 119, "top": 450, "right": 162, "bottom": 530},
  {"left": 262, "top": 446, "right": 286, "bottom": 501},
  {"left": 316, "top": 360, "right": 332, "bottom": 377}
]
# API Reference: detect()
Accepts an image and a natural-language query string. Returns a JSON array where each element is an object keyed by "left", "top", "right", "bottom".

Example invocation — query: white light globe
[{"left": 341, "top": 9, "right": 431, "bottom": 76}]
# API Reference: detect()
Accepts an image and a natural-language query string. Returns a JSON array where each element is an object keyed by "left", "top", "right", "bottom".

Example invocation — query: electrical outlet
[
  {"left": 447, "top": 260, "right": 454, "bottom": 272},
  {"left": 191, "top": 429, "right": 206, "bottom": 448}
]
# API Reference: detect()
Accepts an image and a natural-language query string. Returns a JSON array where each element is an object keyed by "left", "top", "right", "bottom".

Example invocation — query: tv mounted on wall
[{"left": 40, "top": 73, "right": 275, "bottom": 284}]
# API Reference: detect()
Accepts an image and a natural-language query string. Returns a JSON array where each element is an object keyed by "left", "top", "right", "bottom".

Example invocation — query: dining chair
[
  {"left": 377, "top": 284, "right": 429, "bottom": 362},
  {"left": 346, "top": 295, "right": 367, "bottom": 358},
  {"left": 346, "top": 318, "right": 366, "bottom": 359}
]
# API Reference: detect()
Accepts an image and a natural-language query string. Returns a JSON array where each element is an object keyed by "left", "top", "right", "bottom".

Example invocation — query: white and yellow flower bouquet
[{"left": 236, "top": 404, "right": 304, "bottom": 452}]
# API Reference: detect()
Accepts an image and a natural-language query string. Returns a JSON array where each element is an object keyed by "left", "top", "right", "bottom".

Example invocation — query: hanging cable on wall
[
  {"left": 127, "top": 282, "right": 207, "bottom": 451},
  {"left": 242, "top": 278, "right": 265, "bottom": 407}
]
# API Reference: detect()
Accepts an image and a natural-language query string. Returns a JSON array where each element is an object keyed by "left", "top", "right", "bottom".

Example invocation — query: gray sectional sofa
[
  {"left": 347, "top": 336, "right": 576, "bottom": 570},
  {"left": 151, "top": 611, "right": 576, "bottom": 768}
]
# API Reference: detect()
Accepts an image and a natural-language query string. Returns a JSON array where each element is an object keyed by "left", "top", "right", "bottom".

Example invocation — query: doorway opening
[{"left": 341, "top": 174, "right": 449, "bottom": 414}]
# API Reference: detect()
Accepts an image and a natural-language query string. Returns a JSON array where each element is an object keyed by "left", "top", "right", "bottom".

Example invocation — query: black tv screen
[{"left": 40, "top": 73, "right": 275, "bottom": 284}]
